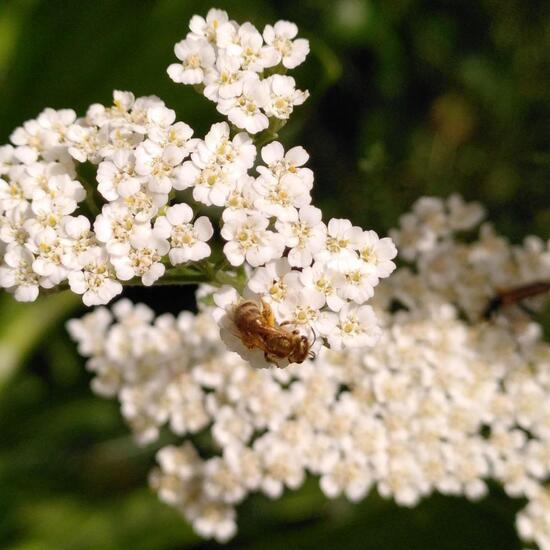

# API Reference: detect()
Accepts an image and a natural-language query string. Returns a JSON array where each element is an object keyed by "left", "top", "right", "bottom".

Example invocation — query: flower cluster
[
  {"left": 0, "top": 9, "right": 394, "bottom": 366},
  {"left": 69, "top": 195, "right": 550, "bottom": 546},
  {"left": 0, "top": 100, "right": 395, "bottom": 365},
  {"left": 0, "top": 92, "right": 215, "bottom": 305},
  {"left": 209, "top": 140, "right": 396, "bottom": 367},
  {"left": 390, "top": 194, "right": 550, "bottom": 320},
  {"left": 167, "top": 8, "right": 310, "bottom": 133}
]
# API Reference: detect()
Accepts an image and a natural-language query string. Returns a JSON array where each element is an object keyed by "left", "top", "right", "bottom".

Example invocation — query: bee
[
  {"left": 483, "top": 281, "right": 550, "bottom": 319},
  {"left": 232, "top": 299, "right": 315, "bottom": 366}
]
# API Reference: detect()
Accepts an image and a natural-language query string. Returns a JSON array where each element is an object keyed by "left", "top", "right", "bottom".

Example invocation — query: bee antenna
[{"left": 310, "top": 326, "right": 317, "bottom": 346}]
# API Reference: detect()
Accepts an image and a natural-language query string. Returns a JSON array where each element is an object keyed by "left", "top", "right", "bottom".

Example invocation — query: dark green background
[{"left": 0, "top": 0, "right": 548, "bottom": 548}]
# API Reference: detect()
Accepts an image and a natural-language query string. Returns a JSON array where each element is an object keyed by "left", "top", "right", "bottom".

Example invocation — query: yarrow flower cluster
[
  {"left": 0, "top": 9, "right": 394, "bottom": 367},
  {"left": 211, "top": 139, "right": 396, "bottom": 367},
  {"left": 5, "top": 6, "right": 550, "bottom": 548},
  {"left": 167, "top": 8, "right": 310, "bottom": 133},
  {"left": 69, "top": 196, "right": 550, "bottom": 546},
  {"left": 0, "top": 92, "right": 214, "bottom": 305},
  {"left": 390, "top": 194, "right": 550, "bottom": 320}
]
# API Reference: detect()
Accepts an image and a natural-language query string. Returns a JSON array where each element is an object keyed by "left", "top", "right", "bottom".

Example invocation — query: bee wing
[{"left": 232, "top": 326, "right": 270, "bottom": 353}]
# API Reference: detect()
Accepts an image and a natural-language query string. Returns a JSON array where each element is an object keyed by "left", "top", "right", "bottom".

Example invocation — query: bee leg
[
  {"left": 260, "top": 299, "right": 276, "bottom": 327},
  {"left": 264, "top": 351, "right": 280, "bottom": 368},
  {"left": 519, "top": 302, "right": 537, "bottom": 317},
  {"left": 280, "top": 320, "right": 304, "bottom": 335}
]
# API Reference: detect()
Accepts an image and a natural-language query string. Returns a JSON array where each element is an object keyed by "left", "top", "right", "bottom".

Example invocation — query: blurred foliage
[{"left": 0, "top": 0, "right": 549, "bottom": 548}]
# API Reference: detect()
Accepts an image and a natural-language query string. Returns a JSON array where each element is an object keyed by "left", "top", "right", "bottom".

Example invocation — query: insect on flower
[
  {"left": 232, "top": 299, "right": 315, "bottom": 366},
  {"left": 483, "top": 280, "right": 550, "bottom": 319}
]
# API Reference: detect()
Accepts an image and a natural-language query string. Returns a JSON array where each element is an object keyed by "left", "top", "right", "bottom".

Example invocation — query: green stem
[
  {"left": 121, "top": 262, "right": 247, "bottom": 290},
  {"left": 215, "top": 268, "right": 245, "bottom": 292},
  {"left": 254, "top": 118, "right": 288, "bottom": 148},
  {"left": 123, "top": 266, "right": 210, "bottom": 287}
]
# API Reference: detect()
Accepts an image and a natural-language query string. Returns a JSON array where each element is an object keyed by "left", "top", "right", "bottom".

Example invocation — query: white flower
[
  {"left": 146, "top": 105, "right": 177, "bottom": 129},
  {"left": 189, "top": 8, "right": 230, "bottom": 44},
  {"left": 275, "top": 206, "right": 326, "bottom": 267},
  {"left": 65, "top": 123, "right": 106, "bottom": 164},
  {"left": 277, "top": 287, "right": 325, "bottom": 331},
  {"left": 26, "top": 226, "right": 67, "bottom": 285},
  {"left": 203, "top": 456, "right": 247, "bottom": 504},
  {"left": 203, "top": 53, "right": 244, "bottom": 102},
  {"left": 320, "top": 454, "right": 371, "bottom": 502},
  {"left": 68, "top": 248, "right": 122, "bottom": 306},
  {"left": 0, "top": 246, "right": 40, "bottom": 301},
  {"left": 153, "top": 204, "right": 213, "bottom": 265},
  {"left": 61, "top": 215, "right": 97, "bottom": 269},
  {"left": 157, "top": 442, "right": 202, "bottom": 481},
  {"left": 26, "top": 195, "right": 72, "bottom": 233},
  {"left": 165, "top": 376, "right": 210, "bottom": 436},
  {"left": 96, "top": 150, "right": 143, "bottom": 201},
  {"left": 315, "top": 218, "right": 362, "bottom": 268},
  {"left": 149, "top": 120, "right": 195, "bottom": 155},
  {"left": 0, "top": 145, "right": 16, "bottom": 176},
  {"left": 167, "top": 38, "right": 216, "bottom": 85},
  {"left": 264, "top": 75, "right": 309, "bottom": 120},
  {"left": 212, "top": 406, "right": 254, "bottom": 448},
  {"left": 177, "top": 160, "right": 234, "bottom": 206},
  {"left": 246, "top": 259, "right": 301, "bottom": 306},
  {"left": 135, "top": 139, "right": 186, "bottom": 194},
  {"left": 86, "top": 91, "right": 133, "bottom": 126},
  {"left": 516, "top": 489, "right": 550, "bottom": 550},
  {"left": 122, "top": 189, "right": 167, "bottom": 223},
  {"left": 0, "top": 205, "right": 30, "bottom": 246},
  {"left": 254, "top": 170, "right": 311, "bottom": 221},
  {"left": 355, "top": 230, "right": 397, "bottom": 281},
  {"left": 192, "top": 502, "right": 237, "bottom": 543},
  {"left": 257, "top": 141, "right": 313, "bottom": 186},
  {"left": 447, "top": 194, "right": 485, "bottom": 232},
  {"left": 221, "top": 210, "right": 284, "bottom": 267},
  {"left": 217, "top": 75, "right": 270, "bottom": 134},
  {"left": 223, "top": 445, "right": 262, "bottom": 492},
  {"left": 174, "top": 122, "right": 254, "bottom": 207},
  {"left": 224, "top": 174, "right": 258, "bottom": 213},
  {"left": 299, "top": 261, "right": 345, "bottom": 311},
  {"left": 0, "top": 175, "right": 27, "bottom": 212},
  {"left": 255, "top": 437, "right": 305, "bottom": 498},
  {"left": 339, "top": 258, "right": 378, "bottom": 303},
  {"left": 97, "top": 126, "right": 145, "bottom": 159},
  {"left": 110, "top": 228, "right": 169, "bottom": 286},
  {"left": 66, "top": 183, "right": 550, "bottom": 546},
  {"left": 318, "top": 303, "right": 381, "bottom": 349},
  {"left": 36, "top": 107, "right": 77, "bottom": 147},
  {"left": 10, "top": 118, "right": 56, "bottom": 158},
  {"left": 93, "top": 204, "right": 147, "bottom": 257},
  {"left": 86, "top": 90, "right": 165, "bottom": 132},
  {"left": 66, "top": 306, "right": 113, "bottom": 356},
  {"left": 30, "top": 173, "right": 85, "bottom": 215},
  {"left": 19, "top": 160, "right": 73, "bottom": 200},
  {"left": 196, "top": 122, "right": 256, "bottom": 171},
  {"left": 263, "top": 20, "right": 310, "bottom": 69},
  {"left": 229, "top": 22, "right": 278, "bottom": 72}
]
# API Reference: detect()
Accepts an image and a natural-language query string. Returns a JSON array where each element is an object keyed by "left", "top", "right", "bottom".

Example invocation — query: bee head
[{"left": 290, "top": 334, "right": 311, "bottom": 364}]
